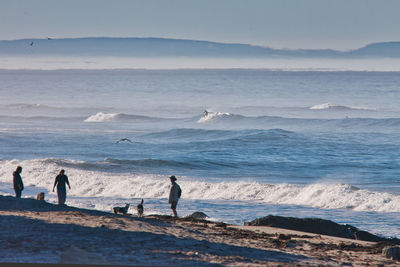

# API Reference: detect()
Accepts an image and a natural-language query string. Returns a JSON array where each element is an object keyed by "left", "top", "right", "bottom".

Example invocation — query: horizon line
[{"left": 1, "top": 36, "right": 400, "bottom": 52}]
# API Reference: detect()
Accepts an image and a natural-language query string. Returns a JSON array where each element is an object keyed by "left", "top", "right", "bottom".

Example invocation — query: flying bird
[{"left": 116, "top": 138, "right": 133, "bottom": 144}]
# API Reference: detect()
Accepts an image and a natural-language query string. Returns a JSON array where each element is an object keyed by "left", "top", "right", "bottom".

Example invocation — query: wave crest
[
  {"left": 84, "top": 112, "right": 121, "bottom": 122},
  {"left": 1, "top": 159, "right": 399, "bottom": 214},
  {"left": 84, "top": 112, "right": 163, "bottom": 122},
  {"left": 310, "top": 103, "right": 377, "bottom": 111},
  {"left": 197, "top": 111, "right": 234, "bottom": 123}
]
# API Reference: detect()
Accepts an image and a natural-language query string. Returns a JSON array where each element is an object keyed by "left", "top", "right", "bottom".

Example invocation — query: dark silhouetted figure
[
  {"left": 52, "top": 169, "right": 71, "bottom": 205},
  {"left": 116, "top": 138, "right": 132, "bottom": 144},
  {"left": 168, "top": 175, "right": 181, "bottom": 217},
  {"left": 13, "top": 166, "right": 24, "bottom": 198},
  {"left": 137, "top": 199, "right": 144, "bottom": 217}
]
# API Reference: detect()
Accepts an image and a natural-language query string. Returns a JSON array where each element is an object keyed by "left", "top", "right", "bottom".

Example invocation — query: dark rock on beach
[
  {"left": 245, "top": 215, "right": 400, "bottom": 244},
  {"left": 186, "top": 211, "right": 208, "bottom": 220}
]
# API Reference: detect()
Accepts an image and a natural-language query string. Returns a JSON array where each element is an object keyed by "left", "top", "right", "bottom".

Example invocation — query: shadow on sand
[{"left": 0, "top": 195, "right": 309, "bottom": 266}]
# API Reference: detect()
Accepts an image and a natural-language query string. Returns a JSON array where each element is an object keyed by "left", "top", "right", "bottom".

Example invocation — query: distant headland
[{"left": 1, "top": 37, "right": 399, "bottom": 58}]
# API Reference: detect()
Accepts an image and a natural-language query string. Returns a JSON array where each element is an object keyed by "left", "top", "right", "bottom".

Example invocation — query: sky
[{"left": 1, "top": 0, "right": 400, "bottom": 50}]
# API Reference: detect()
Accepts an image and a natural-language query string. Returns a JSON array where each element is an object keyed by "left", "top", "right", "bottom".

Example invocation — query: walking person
[
  {"left": 13, "top": 166, "right": 24, "bottom": 198},
  {"left": 52, "top": 169, "right": 71, "bottom": 205},
  {"left": 168, "top": 175, "right": 181, "bottom": 217}
]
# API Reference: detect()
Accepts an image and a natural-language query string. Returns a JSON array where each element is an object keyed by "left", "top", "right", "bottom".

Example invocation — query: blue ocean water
[{"left": 0, "top": 69, "right": 400, "bottom": 238}]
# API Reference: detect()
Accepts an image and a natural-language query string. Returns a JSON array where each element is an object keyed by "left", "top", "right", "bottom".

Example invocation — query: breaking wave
[
  {"left": 84, "top": 112, "right": 121, "bottom": 122},
  {"left": 309, "top": 103, "right": 377, "bottom": 111},
  {"left": 84, "top": 112, "right": 165, "bottom": 122},
  {"left": 197, "top": 111, "right": 236, "bottom": 123},
  {"left": 1, "top": 159, "right": 400, "bottom": 213},
  {"left": 194, "top": 110, "right": 400, "bottom": 131}
]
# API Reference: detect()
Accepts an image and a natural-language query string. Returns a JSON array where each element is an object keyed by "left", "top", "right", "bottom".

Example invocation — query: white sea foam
[
  {"left": 310, "top": 103, "right": 377, "bottom": 111},
  {"left": 83, "top": 112, "right": 164, "bottom": 123},
  {"left": 197, "top": 111, "right": 231, "bottom": 123},
  {"left": 1, "top": 159, "right": 399, "bottom": 214},
  {"left": 84, "top": 112, "right": 121, "bottom": 122}
]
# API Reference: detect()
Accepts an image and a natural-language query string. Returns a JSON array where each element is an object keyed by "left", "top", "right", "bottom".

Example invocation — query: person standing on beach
[
  {"left": 168, "top": 175, "right": 181, "bottom": 217},
  {"left": 52, "top": 169, "right": 71, "bottom": 205},
  {"left": 13, "top": 166, "right": 24, "bottom": 198}
]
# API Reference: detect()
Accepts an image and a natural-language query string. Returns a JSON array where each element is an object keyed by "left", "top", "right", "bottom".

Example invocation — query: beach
[
  {"left": 2, "top": 2, "right": 400, "bottom": 266},
  {"left": 1, "top": 69, "right": 400, "bottom": 240},
  {"left": 1, "top": 195, "right": 397, "bottom": 266},
  {"left": 0, "top": 69, "right": 400, "bottom": 266}
]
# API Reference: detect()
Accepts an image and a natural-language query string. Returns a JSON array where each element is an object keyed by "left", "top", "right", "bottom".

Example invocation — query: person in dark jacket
[
  {"left": 52, "top": 169, "right": 71, "bottom": 205},
  {"left": 168, "top": 175, "right": 182, "bottom": 217},
  {"left": 13, "top": 166, "right": 24, "bottom": 198}
]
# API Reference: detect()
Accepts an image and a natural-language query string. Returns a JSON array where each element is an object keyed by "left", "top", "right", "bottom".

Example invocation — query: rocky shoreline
[
  {"left": 0, "top": 195, "right": 399, "bottom": 266},
  {"left": 245, "top": 215, "right": 400, "bottom": 244}
]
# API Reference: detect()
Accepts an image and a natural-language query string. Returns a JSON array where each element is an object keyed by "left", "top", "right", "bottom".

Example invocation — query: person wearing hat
[{"left": 168, "top": 175, "right": 182, "bottom": 217}]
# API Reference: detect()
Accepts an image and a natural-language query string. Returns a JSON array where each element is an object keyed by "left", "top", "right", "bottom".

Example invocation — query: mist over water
[
  {"left": 2, "top": 56, "right": 400, "bottom": 71},
  {"left": 1, "top": 67, "right": 400, "bottom": 238}
]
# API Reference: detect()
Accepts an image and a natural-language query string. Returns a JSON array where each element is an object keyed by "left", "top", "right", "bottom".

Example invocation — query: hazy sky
[{"left": 1, "top": 0, "right": 400, "bottom": 50}]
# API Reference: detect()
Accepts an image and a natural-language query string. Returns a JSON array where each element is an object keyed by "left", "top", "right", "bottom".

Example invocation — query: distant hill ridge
[{"left": 0, "top": 37, "right": 399, "bottom": 58}]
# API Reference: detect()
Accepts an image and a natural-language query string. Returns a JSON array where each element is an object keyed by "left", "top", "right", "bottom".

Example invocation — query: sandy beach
[{"left": 0, "top": 195, "right": 398, "bottom": 266}]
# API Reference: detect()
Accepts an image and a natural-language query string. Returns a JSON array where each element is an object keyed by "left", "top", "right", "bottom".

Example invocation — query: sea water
[{"left": 0, "top": 68, "right": 400, "bottom": 239}]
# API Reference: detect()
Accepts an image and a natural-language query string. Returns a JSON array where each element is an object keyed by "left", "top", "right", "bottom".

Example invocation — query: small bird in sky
[{"left": 116, "top": 138, "right": 133, "bottom": 144}]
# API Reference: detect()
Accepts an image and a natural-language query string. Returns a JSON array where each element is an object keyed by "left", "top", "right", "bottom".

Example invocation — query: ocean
[{"left": 1, "top": 67, "right": 400, "bottom": 239}]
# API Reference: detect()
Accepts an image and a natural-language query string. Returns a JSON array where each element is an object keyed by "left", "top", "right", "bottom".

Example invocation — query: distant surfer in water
[
  {"left": 203, "top": 110, "right": 209, "bottom": 117},
  {"left": 116, "top": 138, "right": 133, "bottom": 144}
]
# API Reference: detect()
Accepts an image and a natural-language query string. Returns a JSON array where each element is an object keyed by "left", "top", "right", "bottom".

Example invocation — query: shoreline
[{"left": 1, "top": 195, "right": 398, "bottom": 266}]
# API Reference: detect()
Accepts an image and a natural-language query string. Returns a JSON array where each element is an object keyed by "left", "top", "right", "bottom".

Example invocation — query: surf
[{"left": 1, "top": 158, "right": 400, "bottom": 213}]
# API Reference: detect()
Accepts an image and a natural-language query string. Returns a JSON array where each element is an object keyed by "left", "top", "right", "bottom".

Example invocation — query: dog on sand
[
  {"left": 137, "top": 199, "right": 144, "bottom": 217},
  {"left": 113, "top": 203, "right": 130, "bottom": 215},
  {"left": 36, "top": 192, "right": 45, "bottom": 201}
]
